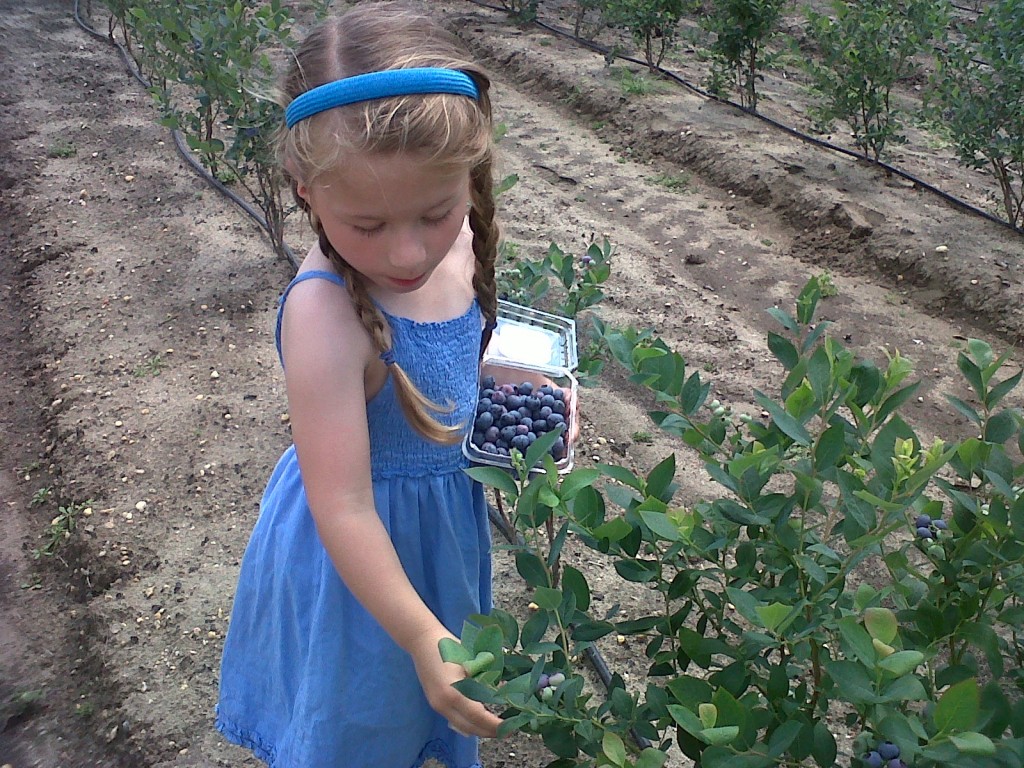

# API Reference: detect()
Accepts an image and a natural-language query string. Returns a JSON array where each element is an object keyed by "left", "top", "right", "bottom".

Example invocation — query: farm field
[{"left": 0, "top": 0, "right": 1021, "bottom": 767}]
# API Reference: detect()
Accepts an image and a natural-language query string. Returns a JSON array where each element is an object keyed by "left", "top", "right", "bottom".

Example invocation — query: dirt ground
[{"left": 1, "top": 0, "right": 1021, "bottom": 766}]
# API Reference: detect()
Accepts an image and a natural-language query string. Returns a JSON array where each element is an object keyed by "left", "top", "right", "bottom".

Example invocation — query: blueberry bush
[
  {"left": 454, "top": 277, "right": 1024, "bottom": 767},
  {"left": 100, "top": 0, "right": 295, "bottom": 259},
  {"left": 805, "top": 0, "right": 949, "bottom": 161},
  {"left": 496, "top": 239, "right": 614, "bottom": 386},
  {"left": 702, "top": 0, "right": 787, "bottom": 110},
  {"left": 927, "top": 0, "right": 1024, "bottom": 228}
]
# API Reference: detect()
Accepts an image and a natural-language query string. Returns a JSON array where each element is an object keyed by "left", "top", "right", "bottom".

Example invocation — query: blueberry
[
  {"left": 517, "top": 406, "right": 531, "bottom": 419},
  {"left": 551, "top": 388, "right": 565, "bottom": 401},
  {"left": 485, "top": 426, "right": 500, "bottom": 443},
  {"left": 533, "top": 419, "right": 548, "bottom": 434},
  {"left": 480, "top": 388, "right": 494, "bottom": 401},
  {"left": 539, "top": 405, "right": 553, "bottom": 419},
  {"left": 519, "top": 416, "right": 533, "bottom": 431},
  {"left": 515, "top": 424, "right": 530, "bottom": 436},
  {"left": 863, "top": 752, "right": 883, "bottom": 768},
  {"left": 471, "top": 430, "right": 485, "bottom": 447},
  {"left": 475, "top": 412, "right": 494, "bottom": 430},
  {"left": 914, "top": 514, "right": 931, "bottom": 528},
  {"left": 539, "top": 385, "right": 553, "bottom": 396},
  {"left": 552, "top": 400, "right": 566, "bottom": 415},
  {"left": 550, "top": 437, "right": 566, "bottom": 459},
  {"left": 497, "top": 446, "right": 510, "bottom": 456},
  {"left": 500, "top": 425, "right": 517, "bottom": 443},
  {"left": 499, "top": 411, "right": 519, "bottom": 427},
  {"left": 481, "top": 442, "right": 498, "bottom": 454},
  {"left": 877, "top": 742, "right": 900, "bottom": 760},
  {"left": 476, "top": 398, "right": 492, "bottom": 415},
  {"left": 547, "top": 413, "right": 565, "bottom": 427},
  {"left": 916, "top": 526, "right": 933, "bottom": 539},
  {"left": 518, "top": 381, "right": 534, "bottom": 396},
  {"left": 500, "top": 384, "right": 516, "bottom": 395},
  {"left": 491, "top": 390, "right": 506, "bottom": 406},
  {"left": 933, "top": 519, "right": 948, "bottom": 530},
  {"left": 541, "top": 394, "right": 556, "bottom": 408},
  {"left": 536, "top": 673, "right": 549, "bottom": 691},
  {"left": 506, "top": 394, "right": 523, "bottom": 410},
  {"left": 525, "top": 396, "right": 541, "bottom": 411},
  {"left": 886, "top": 760, "right": 904, "bottom": 768},
  {"left": 489, "top": 403, "right": 504, "bottom": 418},
  {"left": 512, "top": 434, "right": 531, "bottom": 452},
  {"left": 481, "top": 375, "right": 496, "bottom": 390},
  {"left": 527, "top": 432, "right": 537, "bottom": 444}
]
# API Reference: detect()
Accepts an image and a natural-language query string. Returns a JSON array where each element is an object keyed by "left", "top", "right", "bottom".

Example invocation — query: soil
[{"left": 1, "top": 1, "right": 1021, "bottom": 767}]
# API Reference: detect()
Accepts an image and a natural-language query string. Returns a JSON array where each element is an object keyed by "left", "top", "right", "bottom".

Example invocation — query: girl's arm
[{"left": 281, "top": 277, "right": 501, "bottom": 738}]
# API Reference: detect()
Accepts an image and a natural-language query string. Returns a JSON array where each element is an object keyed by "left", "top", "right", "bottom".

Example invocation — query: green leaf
[
  {"left": 768, "top": 331, "right": 799, "bottom": 370},
  {"left": 515, "top": 551, "right": 550, "bottom": 589},
  {"left": 597, "top": 463, "right": 644, "bottom": 490},
  {"left": 558, "top": 468, "right": 601, "bottom": 499},
  {"left": 635, "top": 748, "right": 669, "bottom": 768},
  {"left": 532, "top": 586, "right": 562, "bottom": 611},
  {"left": 755, "top": 391, "right": 812, "bottom": 446},
  {"left": 700, "top": 726, "right": 740, "bottom": 746},
  {"left": 945, "top": 395, "right": 982, "bottom": 426},
  {"left": 826, "top": 660, "right": 878, "bottom": 704},
  {"left": 524, "top": 425, "right": 564, "bottom": 471},
  {"left": 766, "top": 307, "right": 797, "bottom": 332},
  {"left": 864, "top": 606, "right": 898, "bottom": 644},
  {"left": 934, "top": 677, "right": 980, "bottom": 734},
  {"left": 438, "top": 637, "right": 472, "bottom": 664},
  {"left": 602, "top": 731, "right": 627, "bottom": 766},
  {"left": 877, "top": 650, "right": 925, "bottom": 677},
  {"left": 497, "top": 711, "right": 533, "bottom": 738},
  {"left": 983, "top": 409, "right": 1017, "bottom": 443},
  {"left": 812, "top": 721, "right": 837, "bottom": 767},
  {"left": 561, "top": 565, "right": 590, "bottom": 612},
  {"left": 949, "top": 731, "right": 996, "bottom": 756},
  {"left": 755, "top": 602, "right": 793, "bottom": 633},
  {"left": 639, "top": 508, "right": 682, "bottom": 541},
  {"left": 463, "top": 466, "right": 519, "bottom": 497},
  {"left": 814, "top": 424, "right": 846, "bottom": 470}
]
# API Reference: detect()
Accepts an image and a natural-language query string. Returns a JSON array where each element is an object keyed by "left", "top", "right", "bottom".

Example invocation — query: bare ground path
[{"left": 1, "top": 1, "right": 1021, "bottom": 767}]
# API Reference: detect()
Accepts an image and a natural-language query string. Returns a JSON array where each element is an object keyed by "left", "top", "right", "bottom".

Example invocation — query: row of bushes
[
  {"left": 513, "top": 0, "right": 1023, "bottom": 228},
  {"left": 455, "top": 270, "right": 1024, "bottom": 767}
]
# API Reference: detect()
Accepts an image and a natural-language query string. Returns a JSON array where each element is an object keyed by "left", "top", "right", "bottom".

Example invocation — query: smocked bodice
[{"left": 275, "top": 271, "right": 479, "bottom": 479}]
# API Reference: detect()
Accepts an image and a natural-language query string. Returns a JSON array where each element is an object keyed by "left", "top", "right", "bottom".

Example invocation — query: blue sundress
[{"left": 216, "top": 270, "right": 492, "bottom": 768}]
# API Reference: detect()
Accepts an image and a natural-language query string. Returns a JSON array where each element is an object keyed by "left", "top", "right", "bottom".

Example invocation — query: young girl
[{"left": 215, "top": 4, "right": 505, "bottom": 766}]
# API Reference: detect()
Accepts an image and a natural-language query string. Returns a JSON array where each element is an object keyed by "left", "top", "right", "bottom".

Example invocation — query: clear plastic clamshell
[{"left": 463, "top": 301, "right": 579, "bottom": 475}]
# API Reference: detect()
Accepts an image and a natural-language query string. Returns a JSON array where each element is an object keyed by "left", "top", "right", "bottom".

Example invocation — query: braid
[
  {"left": 469, "top": 158, "right": 499, "bottom": 359},
  {"left": 317, "top": 228, "right": 464, "bottom": 445}
]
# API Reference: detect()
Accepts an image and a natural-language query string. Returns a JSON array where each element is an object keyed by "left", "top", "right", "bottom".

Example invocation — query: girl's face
[{"left": 297, "top": 152, "right": 471, "bottom": 294}]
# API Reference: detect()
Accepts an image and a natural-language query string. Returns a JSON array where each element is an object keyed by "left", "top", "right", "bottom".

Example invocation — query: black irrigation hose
[
  {"left": 485, "top": 502, "right": 655, "bottom": 752},
  {"left": 468, "top": 0, "right": 1022, "bottom": 236},
  {"left": 71, "top": 0, "right": 301, "bottom": 272}
]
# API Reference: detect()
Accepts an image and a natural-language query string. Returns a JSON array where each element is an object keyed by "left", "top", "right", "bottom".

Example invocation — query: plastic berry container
[{"left": 463, "top": 301, "right": 578, "bottom": 475}]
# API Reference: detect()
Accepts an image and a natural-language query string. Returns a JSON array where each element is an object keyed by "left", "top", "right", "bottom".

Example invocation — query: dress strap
[{"left": 275, "top": 270, "right": 347, "bottom": 366}]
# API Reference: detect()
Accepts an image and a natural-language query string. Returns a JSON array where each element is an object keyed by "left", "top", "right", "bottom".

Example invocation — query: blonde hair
[{"left": 279, "top": 2, "right": 499, "bottom": 445}]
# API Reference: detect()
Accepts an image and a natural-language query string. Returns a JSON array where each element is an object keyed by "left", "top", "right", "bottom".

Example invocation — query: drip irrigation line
[
  {"left": 467, "top": 0, "right": 1021, "bottom": 236},
  {"left": 486, "top": 501, "right": 654, "bottom": 752},
  {"left": 71, "top": 0, "right": 300, "bottom": 271}
]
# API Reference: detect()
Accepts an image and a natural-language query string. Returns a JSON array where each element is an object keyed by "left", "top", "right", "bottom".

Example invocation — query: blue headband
[{"left": 285, "top": 68, "right": 480, "bottom": 128}]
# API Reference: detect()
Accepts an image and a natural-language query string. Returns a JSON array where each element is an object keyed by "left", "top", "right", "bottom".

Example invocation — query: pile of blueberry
[
  {"left": 913, "top": 512, "right": 948, "bottom": 540},
  {"left": 469, "top": 375, "right": 569, "bottom": 461},
  {"left": 863, "top": 740, "right": 908, "bottom": 767}
]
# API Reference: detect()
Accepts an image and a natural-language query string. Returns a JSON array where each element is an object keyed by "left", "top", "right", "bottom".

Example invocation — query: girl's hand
[{"left": 410, "top": 630, "right": 502, "bottom": 739}]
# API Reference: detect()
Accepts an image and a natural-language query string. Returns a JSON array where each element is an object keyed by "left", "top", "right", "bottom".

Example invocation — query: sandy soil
[{"left": 1, "top": 1, "right": 1021, "bottom": 766}]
